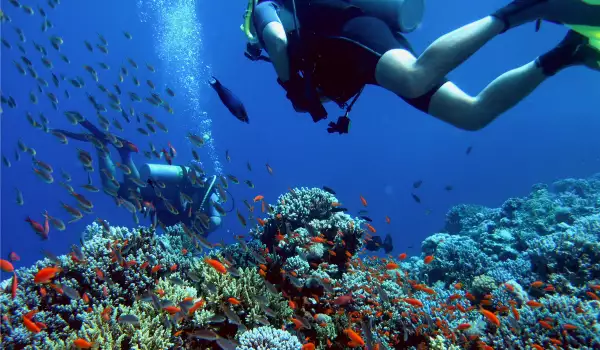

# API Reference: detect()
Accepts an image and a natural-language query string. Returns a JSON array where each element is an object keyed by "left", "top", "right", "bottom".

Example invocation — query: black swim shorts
[{"left": 310, "top": 15, "right": 448, "bottom": 113}]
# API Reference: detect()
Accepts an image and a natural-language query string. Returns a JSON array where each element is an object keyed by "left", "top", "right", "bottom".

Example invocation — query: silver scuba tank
[
  {"left": 139, "top": 163, "right": 189, "bottom": 185},
  {"left": 346, "top": 0, "right": 425, "bottom": 33}
]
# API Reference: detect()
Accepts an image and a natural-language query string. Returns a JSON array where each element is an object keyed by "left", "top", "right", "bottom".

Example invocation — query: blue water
[{"left": 1, "top": 0, "right": 599, "bottom": 272}]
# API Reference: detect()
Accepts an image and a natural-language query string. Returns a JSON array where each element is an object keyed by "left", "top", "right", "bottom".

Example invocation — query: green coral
[
  {"left": 314, "top": 314, "right": 337, "bottom": 349},
  {"left": 191, "top": 258, "right": 292, "bottom": 327},
  {"left": 429, "top": 334, "right": 461, "bottom": 350},
  {"left": 471, "top": 274, "right": 497, "bottom": 296},
  {"left": 48, "top": 300, "right": 175, "bottom": 350}
]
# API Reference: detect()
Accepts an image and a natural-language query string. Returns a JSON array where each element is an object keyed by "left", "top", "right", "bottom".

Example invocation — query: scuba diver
[
  {"left": 241, "top": 0, "right": 600, "bottom": 134},
  {"left": 52, "top": 120, "right": 223, "bottom": 234},
  {"left": 365, "top": 233, "right": 394, "bottom": 254}
]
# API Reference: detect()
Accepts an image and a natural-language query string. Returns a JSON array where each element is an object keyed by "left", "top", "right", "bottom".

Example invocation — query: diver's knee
[
  {"left": 209, "top": 216, "right": 222, "bottom": 228},
  {"left": 262, "top": 22, "right": 288, "bottom": 53},
  {"left": 376, "top": 49, "right": 430, "bottom": 98}
]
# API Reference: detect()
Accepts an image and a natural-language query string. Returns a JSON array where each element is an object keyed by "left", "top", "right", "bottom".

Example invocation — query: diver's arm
[
  {"left": 254, "top": 1, "right": 290, "bottom": 81},
  {"left": 208, "top": 192, "right": 222, "bottom": 228}
]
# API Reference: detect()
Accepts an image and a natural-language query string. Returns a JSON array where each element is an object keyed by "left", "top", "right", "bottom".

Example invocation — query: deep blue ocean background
[{"left": 1, "top": 0, "right": 598, "bottom": 276}]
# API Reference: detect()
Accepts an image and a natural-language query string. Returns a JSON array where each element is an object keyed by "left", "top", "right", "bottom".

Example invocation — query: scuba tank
[
  {"left": 346, "top": 0, "right": 425, "bottom": 33},
  {"left": 139, "top": 163, "right": 189, "bottom": 186}
]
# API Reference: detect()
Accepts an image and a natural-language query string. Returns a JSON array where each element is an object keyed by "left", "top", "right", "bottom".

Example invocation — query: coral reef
[{"left": 2, "top": 179, "right": 600, "bottom": 350}]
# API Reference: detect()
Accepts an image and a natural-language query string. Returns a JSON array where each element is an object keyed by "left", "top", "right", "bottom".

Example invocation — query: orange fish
[
  {"left": 359, "top": 195, "right": 368, "bottom": 207},
  {"left": 539, "top": 320, "right": 553, "bottom": 329},
  {"left": 530, "top": 281, "right": 544, "bottom": 288},
  {"left": 23, "top": 316, "right": 41, "bottom": 333},
  {"left": 563, "top": 324, "right": 577, "bottom": 330},
  {"left": 385, "top": 216, "right": 391, "bottom": 224},
  {"left": 457, "top": 323, "right": 471, "bottom": 330},
  {"left": 586, "top": 291, "right": 600, "bottom": 300},
  {"left": 204, "top": 258, "right": 227, "bottom": 274},
  {"left": 511, "top": 306, "right": 520, "bottom": 321},
  {"left": 344, "top": 328, "right": 365, "bottom": 346},
  {"left": 365, "top": 223, "right": 376, "bottom": 233},
  {"left": 73, "top": 338, "right": 93, "bottom": 349},
  {"left": 423, "top": 255, "right": 434, "bottom": 264},
  {"left": 0, "top": 259, "right": 14, "bottom": 272},
  {"left": 11, "top": 272, "right": 18, "bottom": 299},
  {"left": 398, "top": 253, "right": 407, "bottom": 260},
  {"left": 257, "top": 218, "right": 266, "bottom": 226},
  {"left": 34, "top": 267, "right": 62, "bottom": 284},
  {"left": 25, "top": 217, "right": 46, "bottom": 237},
  {"left": 9, "top": 251, "right": 20, "bottom": 262},
  {"left": 480, "top": 308, "right": 500, "bottom": 326},
  {"left": 526, "top": 300, "right": 543, "bottom": 308},
  {"left": 403, "top": 298, "right": 423, "bottom": 307},
  {"left": 253, "top": 195, "right": 264, "bottom": 202},
  {"left": 302, "top": 343, "right": 315, "bottom": 350},
  {"left": 101, "top": 306, "right": 112, "bottom": 322},
  {"left": 151, "top": 264, "right": 162, "bottom": 273},
  {"left": 291, "top": 318, "right": 305, "bottom": 330},
  {"left": 189, "top": 300, "right": 205, "bottom": 315},
  {"left": 385, "top": 262, "right": 399, "bottom": 270},
  {"left": 228, "top": 297, "right": 241, "bottom": 305},
  {"left": 163, "top": 306, "right": 181, "bottom": 314}
]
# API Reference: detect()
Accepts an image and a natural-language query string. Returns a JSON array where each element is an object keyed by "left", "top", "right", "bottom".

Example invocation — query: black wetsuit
[{"left": 253, "top": 0, "right": 447, "bottom": 112}]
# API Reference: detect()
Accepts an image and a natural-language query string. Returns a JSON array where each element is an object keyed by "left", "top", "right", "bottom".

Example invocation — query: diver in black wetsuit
[
  {"left": 53, "top": 120, "right": 223, "bottom": 234},
  {"left": 244, "top": 0, "right": 600, "bottom": 134},
  {"left": 365, "top": 233, "right": 394, "bottom": 254}
]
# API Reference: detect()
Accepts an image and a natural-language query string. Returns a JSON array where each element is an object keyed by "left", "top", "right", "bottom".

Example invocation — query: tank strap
[{"left": 199, "top": 175, "right": 217, "bottom": 210}]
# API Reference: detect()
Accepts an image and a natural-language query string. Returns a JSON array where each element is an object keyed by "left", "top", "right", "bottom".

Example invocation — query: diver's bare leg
[
  {"left": 375, "top": 17, "right": 504, "bottom": 97},
  {"left": 97, "top": 149, "right": 120, "bottom": 193},
  {"left": 116, "top": 148, "right": 140, "bottom": 189},
  {"left": 262, "top": 21, "right": 291, "bottom": 81},
  {"left": 426, "top": 61, "right": 546, "bottom": 131}
]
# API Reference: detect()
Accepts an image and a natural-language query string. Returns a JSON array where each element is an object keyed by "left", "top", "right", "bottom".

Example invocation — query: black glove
[
  {"left": 244, "top": 42, "right": 271, "bottom": 62},
  {"left": 327, "top": 115, "right": 351, "bottom": 134},
  {"left": 278, "top": 73, "right": 327, "bottom": 122}
]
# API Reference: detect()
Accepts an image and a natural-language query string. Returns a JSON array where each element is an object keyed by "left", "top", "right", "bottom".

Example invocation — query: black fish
[
  {"left": 208, "top": 76, "right": 248, "bottom": 123},
  {"left": 358, "top": 209, "right": 369, "bottom": 215},
  {"left": 147, "top": 179, "right": 155, "bottom": 189},
  {"left": 331, "top": 207, "right": 347, "bottom": 213},
  {"left": 365, "top": 234, "right": 393, "bottom": 253},
  {"left": 382, "top": 234, "right": 393, "bottom": 253},
  {"left": 411, "top": 193, "right": 421, "bottom": 203},
  {"left": 413, "top": 180, "right": 423, "bottom": 189},
  {"left": 322, "top": 186, "right": 336, "bottom": 195},
  {"left": 466, "top": 146, "right": 472, "bottom": 155},
  {"left": 445, "top": 185, "right": 453, "bottom": 191},
  {"left": 360, "top": 215, "right": 372, "bottom": 222}
]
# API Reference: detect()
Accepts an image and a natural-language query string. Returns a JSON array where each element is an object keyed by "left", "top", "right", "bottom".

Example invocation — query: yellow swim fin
[{"left": 566, "top": 0, "right": 600, "bottom": 50}]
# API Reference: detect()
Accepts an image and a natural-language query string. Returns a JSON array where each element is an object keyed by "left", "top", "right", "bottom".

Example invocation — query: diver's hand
[
  {"left": 278, "top": 75, "right": 327, "bottom": 122},
  {"left": 278, "top": 75, "right": 311, "bottom": 109}
]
